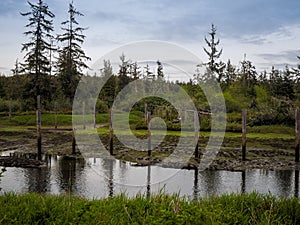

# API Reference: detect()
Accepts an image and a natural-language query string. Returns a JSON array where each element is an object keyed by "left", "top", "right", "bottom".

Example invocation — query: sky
[{"left": 1, "top": 0, "right": 300, "bottom": 78}]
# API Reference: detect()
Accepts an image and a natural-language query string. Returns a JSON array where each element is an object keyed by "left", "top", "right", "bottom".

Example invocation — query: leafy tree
[
  {"left": 56, "top": 1, "right": 91, "bottom": 106},
  {"left": 203, "top": 24, "right": 225, "bottom": 82},
  {"left": 20, "top": 0, "right": 55, "bottom": 102}
]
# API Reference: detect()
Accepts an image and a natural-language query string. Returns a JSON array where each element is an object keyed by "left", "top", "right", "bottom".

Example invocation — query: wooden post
[
  {"left": 194, "top": 110, "right": 199, "bottom": 160},
  {"left": 93, "top": 104, "right": 96, "bottom": 128},
  {"left": 147, "top": 111, "right": 151, "bottom": 157},
  {"left": 296, "top": 108, "right": 300, "bottom": 162},
  {"left": 72, "top": 128, "right": 76, "bottom": 155},
  {"left": 242, "top": 110, "right": 247, "bottom": 161},
  {"left": 184, "top": 110, "right": 188, "bottom": 123},
  {"left": 37, "top": 95, "right": 42, "bottom": 161},
  {"left": 9, "top": 98, "right": 12, "bottom": 122},
  {"left": 109, "top": 109, "right": 114, "bottom": 155},
  {"left": 54, "top": 101, "right": 58, "bottom": 129},
  {"left": 144, "top": 103, "right": 147, "bottom": 124},
  {"left": 82, "top": 101, "right": 86, "bottom": 130}
]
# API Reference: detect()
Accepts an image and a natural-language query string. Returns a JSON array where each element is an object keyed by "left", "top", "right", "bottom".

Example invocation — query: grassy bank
[{"left": 0, "top": 192, "right": 299, "bottom": 224}]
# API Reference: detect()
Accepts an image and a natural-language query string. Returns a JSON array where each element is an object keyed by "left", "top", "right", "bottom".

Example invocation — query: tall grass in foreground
[{"left": 0, "top": 192, "right": 299, "bottom": 224}]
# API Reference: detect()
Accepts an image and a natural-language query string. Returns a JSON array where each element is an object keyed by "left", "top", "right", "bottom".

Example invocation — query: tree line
[{"left": 0, "top": 1, "right": 300, "bottom": 126}]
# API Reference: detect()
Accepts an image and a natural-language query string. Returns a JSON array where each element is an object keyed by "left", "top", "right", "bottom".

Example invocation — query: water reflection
[
  {"left": 295, "top": 170, "right": 299, "bottom": 198},
  {"left": 1, "top": 155, "right": 300, "bottom": 199},
  {"left": 24, "top": 167, "right": 50, "bottom": 193}
]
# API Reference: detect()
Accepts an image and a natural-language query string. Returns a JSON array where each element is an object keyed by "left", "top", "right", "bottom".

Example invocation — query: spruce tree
[
  {"left": 203, "top": 24, "right": 225, "bottom": 82},
  {"left": 157, "top": 60, "right": 164, "bottom": 80},
  {"left": 20, "top": 0, "right": 55, "bottom": 101},
  {"left": 57, "top": 1, "right": 91, "bottom": 106}
]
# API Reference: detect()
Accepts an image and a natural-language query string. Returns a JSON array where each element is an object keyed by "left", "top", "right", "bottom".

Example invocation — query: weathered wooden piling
[
  {"left": 82, "top": 101, "right": 86, "bottom": 130},
  {"left": 242, "top": 110, "right": 247, "bottom": 161},
  {"left": 194, "top": 110, "right": 199, "bottom": 160},
  {"left": 147, "top": 111, "right": 151, "bottom": 157},
  {"left": 37, "top": 95, "right": 42, "bottom": 161},
  {"left": 93, "top": 104, "right": 97, "bottom": 128},
  {"left": 109, "top": 109, "right": 114, "bottom": 155},
  {"left": 72, "top": 128, "right": 76, "bottom": 155},
  {"left": 9, "top": 98, "right": 12, "bottom": 122},
  {"left": 54, "top": 101, "right": 58, "bottom": 129},
  {"left": 144, "top": 103, "right": 147, "bottom": 124},
  {"left": 295, "top": 108, "right": 300, "bottom": 162}
]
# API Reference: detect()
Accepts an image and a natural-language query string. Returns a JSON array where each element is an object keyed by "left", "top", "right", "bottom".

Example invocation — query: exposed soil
[{"left": 0, "top": 128, "right": 299, "bottom": 171}]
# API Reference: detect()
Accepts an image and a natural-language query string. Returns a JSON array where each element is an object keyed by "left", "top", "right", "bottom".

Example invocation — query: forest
[{"left": 0, "top": 0, "right": 299, "bottom": 129}]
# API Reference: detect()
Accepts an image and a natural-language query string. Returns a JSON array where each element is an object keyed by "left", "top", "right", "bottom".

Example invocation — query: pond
[{"left": 0, "top": 153, "right": 299, "bottom": 199}]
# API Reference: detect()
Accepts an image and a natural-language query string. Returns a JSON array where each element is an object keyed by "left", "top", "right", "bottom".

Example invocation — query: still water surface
[{"left": 0, "top": 154, "right": 299, "bottom": 199}]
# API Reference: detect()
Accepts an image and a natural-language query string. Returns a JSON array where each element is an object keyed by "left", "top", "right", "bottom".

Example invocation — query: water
[{"left": 0, "top": 153, "right": 299, "bottom": 199}]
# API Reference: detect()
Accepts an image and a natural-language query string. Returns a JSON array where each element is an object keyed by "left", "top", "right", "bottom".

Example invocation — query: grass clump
[{"left": 0, "top": 192, "right": 299, "bottom": 224}]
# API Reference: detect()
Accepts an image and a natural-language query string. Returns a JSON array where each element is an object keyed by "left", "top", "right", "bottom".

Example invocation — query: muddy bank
[
  {"left": 0, "top": 129, "right": 298, "bottom": 171},
  {"left": 0, "top": 156, "right": 46, "bottom": 168}
]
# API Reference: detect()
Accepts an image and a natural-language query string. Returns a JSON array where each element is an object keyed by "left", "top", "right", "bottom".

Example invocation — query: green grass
[{"left": 0, "top": 192, "right": 299, "bottom": 224}]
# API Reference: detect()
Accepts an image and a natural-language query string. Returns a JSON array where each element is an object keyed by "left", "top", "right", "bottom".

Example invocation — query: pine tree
[
  {"left": 203, "top": 24, "right": 225, "bottom": 82},
  {"left": 57, "top": 1, "right": 91, "bottom": 106},
  {"left": 20, "top": 0, "right": 55, "bottom": 100}
]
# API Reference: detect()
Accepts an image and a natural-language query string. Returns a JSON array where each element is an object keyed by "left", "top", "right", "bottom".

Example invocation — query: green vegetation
[{"left": 0, "top": 192, "right": 299, "bottom": 224}]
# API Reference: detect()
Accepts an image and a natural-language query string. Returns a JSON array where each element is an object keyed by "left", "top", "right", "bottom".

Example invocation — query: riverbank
[
  {"left": 0, "top": 192, "right": 299, "bottom": 224},
  {"left": 0, "top": 124, "right": 298, "bottom": 170}
]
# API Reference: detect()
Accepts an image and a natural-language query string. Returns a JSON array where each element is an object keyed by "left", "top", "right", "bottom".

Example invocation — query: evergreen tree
[
  {"left": 281, "top": 66, "right": 294, "bottom": 100},
  {"left": 11, "top": 59, "right": 23, "bottom": 76},
  {"left": 117, "top": 54, "right": 131, "bottom": 94},
  {"left": 156, "top": 60, "right": 164, "bottom": 80},
  {"left": 224, "top": 59, "right": 236, "bottom": 87},
  {"left": 203, "top": 24, "right": 225, "bottom": 82},
  {"left": 56, "top": 1, "right": 90, "bottom": 106},
  {"left": 99, "top": 60, "right": 116, "bottom": 108},
  {"left": 144, "top": 64, "right": 154, "bottom": 80},
  {"left": 239, "top": 55, "right": 257, "bottom": 97},
  {"left": 20, "top": 0, "right": 55, "bottom": 101},
  {"left": 130, "top": 62, "right": 141, "bottom": 80}
]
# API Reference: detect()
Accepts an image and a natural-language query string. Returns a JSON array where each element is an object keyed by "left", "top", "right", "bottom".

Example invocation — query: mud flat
[{"left": 0, "top": 128, "right": 298, "bottom": 171}]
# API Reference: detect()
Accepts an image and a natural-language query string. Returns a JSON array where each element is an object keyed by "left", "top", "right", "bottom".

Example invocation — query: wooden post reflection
[
  {"left": 241, "top": 170, "right": 246, "bottom": 194},
  {"left": 295, "top": 109, "right": 300, "bottom": 162},
  {"left": 194, "top": 111, "right": 199, "bottom": 161},
  {"left": 193, "top": 168, "right": 199, "bottom": 200},
  {"left": 295, "top": 170, "right": 299, "bottom": 198},
  {"left": 147, "top": 165, "right": 151, "bottom": 198},
  {"left": 108, "top": 159, "right": 114, "bottom": 197}
]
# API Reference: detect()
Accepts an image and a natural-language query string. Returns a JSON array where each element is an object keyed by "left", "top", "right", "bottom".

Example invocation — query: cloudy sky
[{"left": 1, "top": 0, "right": 300, "bottom": 77}]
